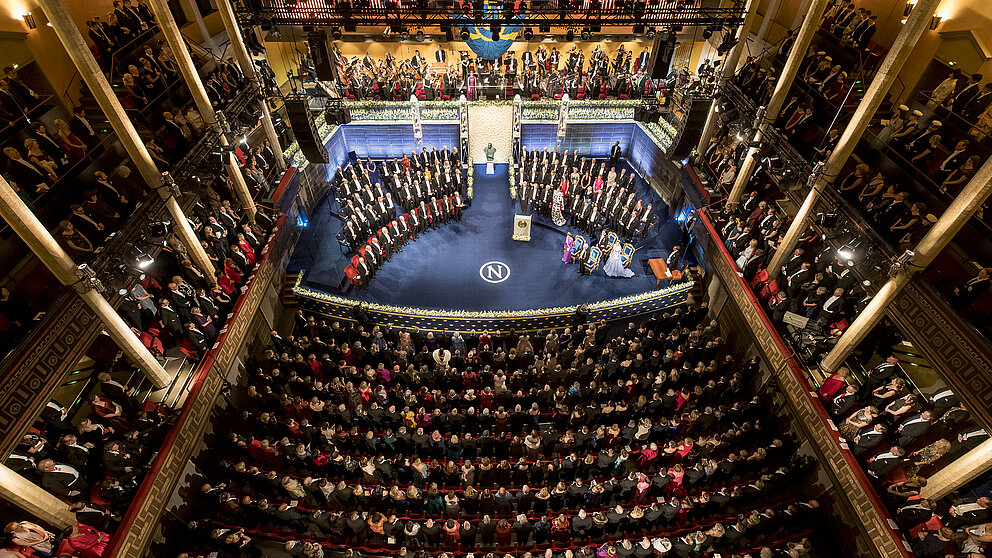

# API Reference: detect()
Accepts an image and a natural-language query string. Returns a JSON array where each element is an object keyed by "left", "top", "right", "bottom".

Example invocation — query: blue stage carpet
[{"left": 290, "top": 163, "right": 684, "bottom": 312}]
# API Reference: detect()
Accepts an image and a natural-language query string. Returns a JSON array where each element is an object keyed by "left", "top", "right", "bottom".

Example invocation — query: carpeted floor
[{"left": 290, "top": 163, "right": 686, "bottom": 312}]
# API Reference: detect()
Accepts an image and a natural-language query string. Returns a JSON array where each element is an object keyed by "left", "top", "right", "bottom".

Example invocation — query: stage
[{"left": 289, "top": 163, "right": 693, "bottom": 330}]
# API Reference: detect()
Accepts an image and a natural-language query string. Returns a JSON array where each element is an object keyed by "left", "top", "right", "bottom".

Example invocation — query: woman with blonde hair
[{"left": 23, "top": 138, "right": 58, "bottom": 179}]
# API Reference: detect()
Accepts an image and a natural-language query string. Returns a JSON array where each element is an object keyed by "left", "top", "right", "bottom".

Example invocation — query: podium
[
  {"left": 513, "top": 214, "right": 532, "bottom": 241},
  {"left": 486, "top": 161, "right": 495, "bottom": 174}
]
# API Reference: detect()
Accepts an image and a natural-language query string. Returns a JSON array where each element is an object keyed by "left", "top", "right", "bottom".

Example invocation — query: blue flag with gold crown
[{"left": 453, "top": 1, "right": 527, "bottom": 60}]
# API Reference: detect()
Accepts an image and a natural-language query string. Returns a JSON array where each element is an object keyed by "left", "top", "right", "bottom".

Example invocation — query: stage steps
[{"left": 281, "top": 273, "right": 300, "bottom": 309}]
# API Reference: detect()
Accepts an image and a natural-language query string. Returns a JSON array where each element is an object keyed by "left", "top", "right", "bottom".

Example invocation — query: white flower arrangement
[
  {"left": 522, "top": 107, "right": 558, "bottom": 121},
  {"left": 508, "top": 154, "right": 516, "bottom": 199},
  {"left": 293, "top": 275, "right": 694, "bottom": 320},
  {"left": 466, "top": 159, "right": 474, "bottom": 199},
  {"left": 422, "top": 107, "right": 459, "bottom": 121}
]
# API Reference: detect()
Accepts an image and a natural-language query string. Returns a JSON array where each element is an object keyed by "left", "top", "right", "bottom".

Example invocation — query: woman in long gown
[
  {"left": 562, "top": 232, "right": 574, "bottom": 263},
  {"left": 551, "top": 189, "right": 566, "bottom": 226},
  {"left": 467, "top": 73, "right": 478, "bottom": 101},
  {"left": 604, "top": 241, "right": 634, "bottom": 277},
  {"left": 818, "top": 366, "right": 851, "bottom": 402}
]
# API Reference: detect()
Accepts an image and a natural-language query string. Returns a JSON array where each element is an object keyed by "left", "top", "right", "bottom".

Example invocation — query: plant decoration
[
  {"left": 466, "top": 159, "right": 474, "bottom": 199},
  {"left": 508, "top": 154, "right": 516, "bottom": 199}
]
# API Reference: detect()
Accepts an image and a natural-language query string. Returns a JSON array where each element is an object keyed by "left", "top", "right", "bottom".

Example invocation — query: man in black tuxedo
[
  {"left": 87, "top": 20, "right": 115, "bottom": 55},
  {"left": 38, "top": 458, "right": 89, "bottom": 500},
  {"left": 158, "top": 299, "right": 183, "bottom": 336},
  {"left": 70, "top": 501, "right": 115, "bottom": 532},
  {"left": 895, "top": 499, "right": 935, "bottom": 528},
  {"left": 858, "top": 355, "right": 899, "bottom": 399},
  {"left": 851, "top": 423, "right": 887, "bottom": 457},
  {"left": 4, "top": 146, "right": 49, "bottom": 192},
  {"left": 97, "top": 372, "right": 139, "bottom": 414},
  {"left": 666, "top": 245, "right": 682, "bottom": 270},
  {"left": 866, "top": 446, "right": 905, "bottom": 478},
  {"left": 894, "top": 410, "right": 932, "bottom": 448},
  {"left": 609, "top": 141, "right": 623, "bottom": 166}
]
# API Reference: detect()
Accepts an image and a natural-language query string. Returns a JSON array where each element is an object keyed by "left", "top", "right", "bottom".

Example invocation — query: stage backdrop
[
  {"left": 339, "top": 123, "right": 459, "bottom": 159},
  {"left": 468, "top": 103, "right": 514, "bottom": 164}
]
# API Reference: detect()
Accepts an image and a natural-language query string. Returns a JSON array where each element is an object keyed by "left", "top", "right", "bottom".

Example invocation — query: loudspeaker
[
  {"left": 652, "top": 32, "right": 677, "bottom": 80},
  {"left": 669, "top": 98, "right": 712, "bottom": 160},
  {"left": 307, "top": 31, "right": 335, "bottom": 82},
  {"left": 286, "top": 96, "right": 329, "bottom": 164},
  {"left": 445, "top": 27, "right": 454, "bottom": 41}
]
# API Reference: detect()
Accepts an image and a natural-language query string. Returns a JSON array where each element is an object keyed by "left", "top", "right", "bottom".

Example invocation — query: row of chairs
[{"left": 570, "top": 232, "right": 635, "bottom": 274}]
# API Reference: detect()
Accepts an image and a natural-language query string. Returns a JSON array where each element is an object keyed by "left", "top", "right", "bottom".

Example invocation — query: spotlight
[
  {"left": 147, "top": 221, "right": 170, "bottom": 238},
  {"left": 400, "top": 28, "right": 410, "bottom": 40},
  {"left": 565, "top": 30, "right": 574, "bottom": 41},
  {"left": 717, "top": 31, "right": 738, "bottom": 55},
  {"left": 523, "top": 27, "right": 533, "bottom": 40},
  {"left": 135, "top": 253, "right": 154, "bottom": 269},
  {"left": 581, "top": 27, "right": 592, "bottom": 40},
  {"left": 836, "top": 244, "right": 858, "bottom": 266},
  {"left": 816, "top": 212, "right": 838, "bottom": 227},
  {"left": 645, "top": 27, "right": 656, "bottom": 39},
  {"left": 460, "top": 28, "right": 470, "bottom": 40},
  {"left": 490, "top": 23, "right": 501, "bottom": 38},
  {"left": 22, "top": 12, "right": 37, "bottom": 30},
  {"left": 702, "top": 26, "right": 714, "bottom": 40},
  {"left": 416, "top": 30, "right": 425, "bottom": 41},
  {"left": 331, "top": 27, "right": 342, "bottom": 40}
]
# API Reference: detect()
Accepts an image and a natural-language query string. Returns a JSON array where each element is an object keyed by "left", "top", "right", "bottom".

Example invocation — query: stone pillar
[
  {"left": 726, "top": 0, "right": 831, "bottom": 206},
  {"left": 765, "top": 0, "right": 946, "bottom": 279},
  {"left": 0, "top": 176, "right": 172, "bottom": 388},
  {"left": 920, "top": 439, "right": 992, "bottom": 500},
  {"left": 756, "top": 0, "right": 783, "bottom": 42},
  {"left": 146, "top": 0, "right": 258, "bottom": 222},
  {"left": 0, "top": 464, "right": 75, "bottom": 530},
  {"left": 820, "top": 153, "right": 992, "bottom": 371},
  {"left": 695, "top": 0, "right": 761, "bottom": 157},
  {"left": 178, "top": 0, "right": 220, "bottom": 56},
  {"left": 36, "top": 0, "right": 217, "bottom": 286},
  {"left": 216, "top": 0, "right": 286, "bottom": 171}
]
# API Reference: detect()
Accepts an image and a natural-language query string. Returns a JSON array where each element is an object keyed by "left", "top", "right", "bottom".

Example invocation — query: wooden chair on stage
[{"left": 585, "top": 246, "right": 603, "bottom": 274}]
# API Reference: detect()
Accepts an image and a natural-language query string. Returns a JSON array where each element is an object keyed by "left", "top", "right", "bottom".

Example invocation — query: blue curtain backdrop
[{"left": 453, "top": 1, "right": 526, "bottom": 59}]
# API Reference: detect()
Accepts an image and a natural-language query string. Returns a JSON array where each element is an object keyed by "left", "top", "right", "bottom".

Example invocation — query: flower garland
[
  {"left": 466, "top": 159, "right": 474, "bottom": 199},
  {"left": 294, "top": 276, "right": 694, "bottom": 319},
  {"left": 508, "top": 154, "right": 516, "bottom": 199}
]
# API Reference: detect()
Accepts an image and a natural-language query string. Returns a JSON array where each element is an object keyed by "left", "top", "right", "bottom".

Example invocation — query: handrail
[
  {"left": 107, "top": 25, "right": 161, "bottom": 85},
  {"left": 691, "top": 202, "right": 912, "bottom": 558}
]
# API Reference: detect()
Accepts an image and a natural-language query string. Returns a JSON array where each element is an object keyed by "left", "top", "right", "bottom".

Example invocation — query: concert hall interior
[{"left": 1, "top": 0, "right": 992, "bottom": 557}]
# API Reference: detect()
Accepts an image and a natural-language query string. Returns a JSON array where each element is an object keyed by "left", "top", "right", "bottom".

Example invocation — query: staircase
[
  {"left": 75, "top": 84, "right": 117, "bottom": 135},
  {"left": 281, "top": 273, "right": 300, "bottom": 309}
]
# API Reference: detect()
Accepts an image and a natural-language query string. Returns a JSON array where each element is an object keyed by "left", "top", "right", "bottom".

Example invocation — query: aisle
[{"left": 295, "top": 164, "right": 679, "bottom": 312}]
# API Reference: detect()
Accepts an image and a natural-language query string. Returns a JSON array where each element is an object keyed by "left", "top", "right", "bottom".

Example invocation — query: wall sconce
[
  {"left": 903, "top": 0, "right": 916, "bottom": 17},
  {"left": 929, "top": 14, "right": 943, "bottom": 30},
  {"left": 22, "top": 12, "right": 37, "bottom": 29}
]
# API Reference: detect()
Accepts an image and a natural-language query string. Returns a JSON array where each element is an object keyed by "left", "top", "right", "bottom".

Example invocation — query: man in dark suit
[
  {"left": 38, "top": 458, "right": 89, "bottom": 500},
  {"left": 866, "top": 446, "right": 905, "bottom": 478},
  {"left": 158, "top": 299, "right": 183, "bottom": 336},
  {"left": 852, "top": 423, "right": 887, "bottom": 457},
  {"left": 609, "top": 141, "right": 623, "bottom": 166},
  {"left": 70, "top": 501, "right": 115, "bottom": 532},
  {"left": 947, "top": 496, "right": 991, "bottom": 528},
  {"left": 894, "top": 410, "right": 932, "bottom": 448},
  {"left": 859, "top": 355, "right": 900, "bottom": 399},
  {"left": 895, "top": 499, "right": 935, "bottom": 528},
  {"left": 71, "top": 107, "right": 100, "bottom": 148},
  {"left": 87, "top": 20, "right": 115, "bottom": 55},
  {"left": 4, "top": 146, "right": 49, "bottom": 192},
  {"left": 666, "top": 245, "right": 682, "bottom": 270},
  {"left": 97, "top": 372, "right": 139, "bottom": 414}
]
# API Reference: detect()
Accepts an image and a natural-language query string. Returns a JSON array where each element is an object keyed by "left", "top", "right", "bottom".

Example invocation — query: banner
[{"left": 453, "top": 1, "right": 526, "bottom": 60}]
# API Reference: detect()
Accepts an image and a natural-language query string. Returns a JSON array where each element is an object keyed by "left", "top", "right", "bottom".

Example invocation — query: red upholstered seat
[{"left": 344, "top": 265, "right": 361, "bottom": 286}]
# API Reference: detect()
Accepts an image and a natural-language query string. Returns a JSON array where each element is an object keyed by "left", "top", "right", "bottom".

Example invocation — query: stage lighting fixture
[
  {"left": 565, "top": 30, "right": 574, "bottom": 41},
  {"left": 702, "top": 26, "right": 714, "bottom": 39},
  {"left": 460, "top": 27, "right": 471, "bottom": 40},
  {"left": 816, "top": 212, "right": 838, "bottom": 227},
  {"left": 633, "top": 24, "right": 644, "bottom": 35},
  {"left": 490, "top": 23, "right": 501, "bottom": 38},
  {"left": 836, "top": 244, "right": 858, "bottom": 266},
  {"left": 581, "top": 27, "right": 592, "bottom": 40},
  {"left": 416, "top": 30, "right": 425, "bottom": 41},
  {"left": 539, "top": 22, "right": 551, "bottom": 33},
  {"left": 147, "top": 221, "right": 170, "bottom": 238},
  {"left": 400, "top": 28, "right": 410, "bottom": 40},
  {"left": 717, "top": 32, "right": 738, "bottom": 55},
  {"left": 523, "top": 27, "right": 534, "bottom": 40},
  {"left": 331, "top": 27, "right": 342, "bottom": 40},
  {"left": 645, "top": 27, "right": 656, "bottom": 39}
]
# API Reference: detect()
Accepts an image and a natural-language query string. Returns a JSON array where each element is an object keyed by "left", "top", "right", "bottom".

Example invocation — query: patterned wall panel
[
  {"left": 521, "top": 122, "right": 635, "bottom": 157},
  {"left": 341, "top": 123, "right": 458, "bottom": 159},
  {"left": 890, "top": 280, "right": 992, "bottom": 431},
  {"left": 699, "top": 218, "right": 910, "bottom": 558},
  {"left": 325, "top": 126, "right": 351, "bottom": 169}
]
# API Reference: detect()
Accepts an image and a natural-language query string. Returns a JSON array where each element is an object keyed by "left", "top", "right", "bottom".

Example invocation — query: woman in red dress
[
  {"left": 818, "top": 366, "right": 852, "bottom": 402},
  {"left": 237, "top": 233, "right": 257, "bottom": 266},
  {"left": 215, "top": 270, "right": 236, "bottom": 295},
  {"left": 89, "top": 394, "right": 129, "bottom": 431},
  {"left": 55, "top": 118, "right": 87, "bottom": 161},
  {"left": 56, "top": 523, "right": 109, "bottom": 558},
  {"left": 223, "top": 257, "right": 242, "bottom": 284}
]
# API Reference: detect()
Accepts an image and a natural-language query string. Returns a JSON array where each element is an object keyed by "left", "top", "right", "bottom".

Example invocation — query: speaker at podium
[{"left": 513, "top": 214, "right": 532, "bottom": 241}]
